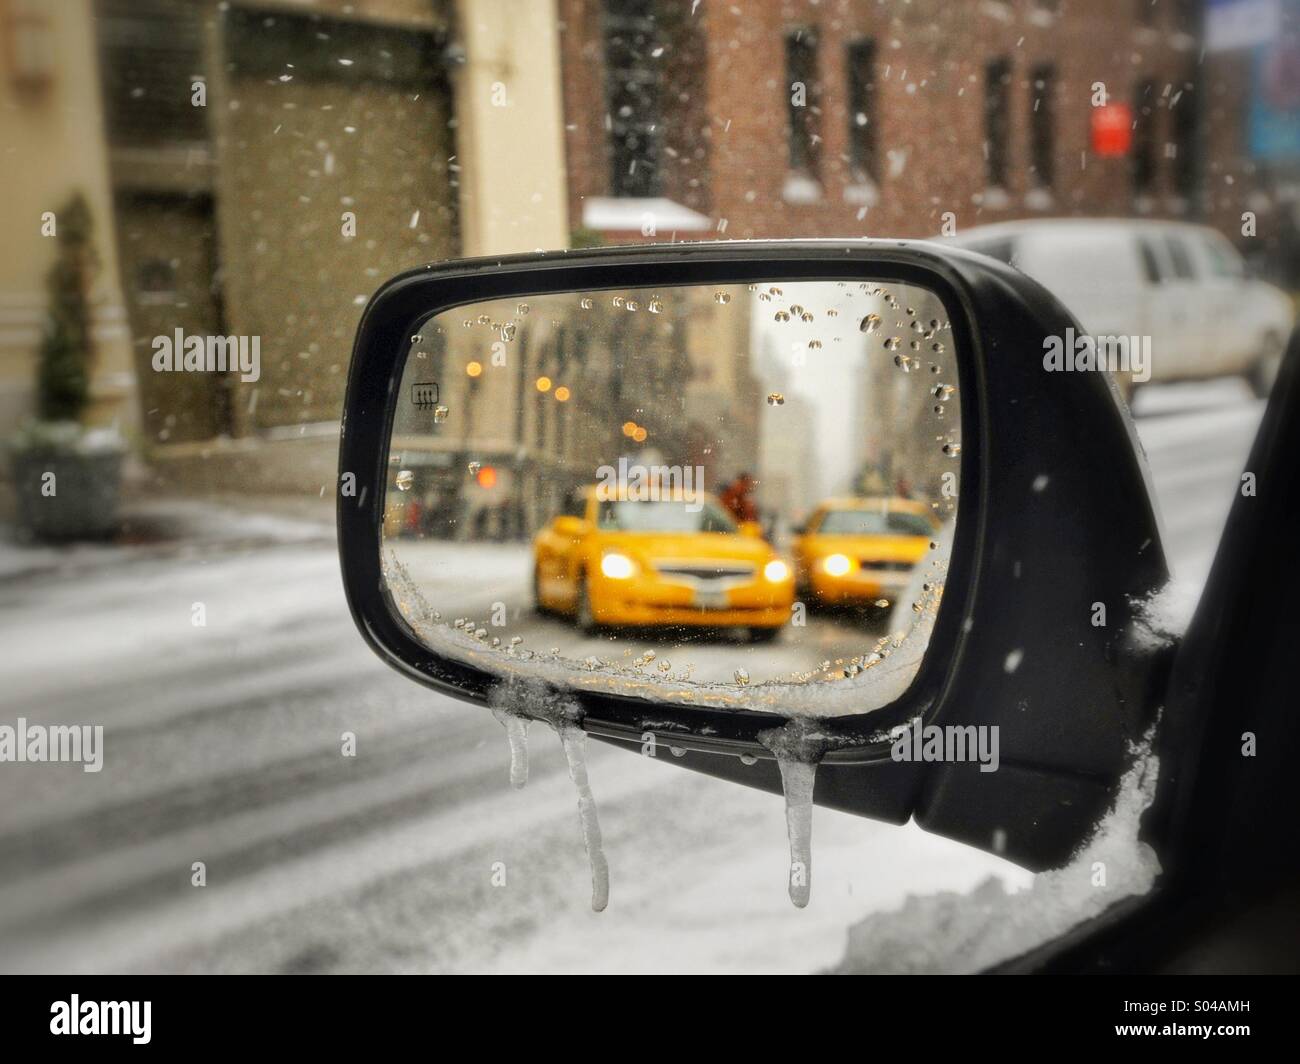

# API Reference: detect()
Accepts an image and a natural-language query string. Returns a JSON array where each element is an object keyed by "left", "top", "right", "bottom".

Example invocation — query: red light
[
  {"left": 1091, "top": 103, "right": 1132, "bottom": 157},
  {"left": 476, "top": 466, "right": 498, "bottom": 489}
]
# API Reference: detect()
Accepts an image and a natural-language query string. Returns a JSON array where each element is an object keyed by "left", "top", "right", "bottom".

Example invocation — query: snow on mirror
[{"left": 382, "top": 280, "right": 960, "bottom": 719}]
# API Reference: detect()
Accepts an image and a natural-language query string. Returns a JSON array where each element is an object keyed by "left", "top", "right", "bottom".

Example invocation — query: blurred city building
[
  {"left": 0, "top": 0, "right": 136, "bottom": 436},
  {"left": 561, "top": 0, "right": 1296, "bottom": 270}
]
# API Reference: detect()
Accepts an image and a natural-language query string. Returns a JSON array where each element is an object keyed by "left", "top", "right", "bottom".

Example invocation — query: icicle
[
  {"left": 759, "top": 718, "right": 833, "bottom": 909},
  {"left": 557, "top": 723, "right": 610, "bottom": 912},
  {"left": 775, "top": 756, "right": 817, "bottom": 908},
  {"left": 491, "top": 708, "right": 529, "bottom": 789}
]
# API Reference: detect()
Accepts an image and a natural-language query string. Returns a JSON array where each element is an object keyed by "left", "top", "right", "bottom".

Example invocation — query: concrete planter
[{"left": 9, "top": 426, "right": 126, "bottom": 541}]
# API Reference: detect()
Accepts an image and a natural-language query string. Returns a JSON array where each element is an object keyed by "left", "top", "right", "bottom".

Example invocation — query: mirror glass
[{"left": 381, "top": 279, "right": 961, "bottom": 717}]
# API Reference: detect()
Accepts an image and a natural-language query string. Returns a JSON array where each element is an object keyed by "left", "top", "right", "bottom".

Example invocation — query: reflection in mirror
[{"left": 382, "top": 280, "right": 960, "bottom": 717}]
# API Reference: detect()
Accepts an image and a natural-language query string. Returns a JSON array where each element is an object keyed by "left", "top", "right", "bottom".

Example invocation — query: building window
[
  {"left": 1029, "top": 64, "right": 1055, "bottom": 190},
  {"left": 785, "top": 29, "right": 820, "bottom": 178},
  {"left": 603, "top": 0, "right": 663, "bottom": 198},
  {"left": 846, "top": 39, "right": 878, "bottom": 184},
  {"left": 984, "top": 58, "right": 1012, "bottom": 189},
  {"left": 1132, "top": 79, "right": 1157, "bottom": 199}
]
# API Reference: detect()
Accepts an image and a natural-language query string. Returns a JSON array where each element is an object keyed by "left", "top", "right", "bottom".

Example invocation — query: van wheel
[{"left": 1249, "top": 333, "right": 1284, "bottom": 399}]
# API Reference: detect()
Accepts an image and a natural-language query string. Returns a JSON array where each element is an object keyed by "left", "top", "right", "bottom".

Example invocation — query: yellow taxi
[
  {"left": 533, "top": 485, "right": 793, "bottom": 640},
  {"left": 793, "top": 497, "right": 937, "bottom": 608}
]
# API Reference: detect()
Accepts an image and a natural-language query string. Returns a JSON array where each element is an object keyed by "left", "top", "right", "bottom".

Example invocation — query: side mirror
[{"left": 340, "top": 241, "right": 1169, "bottom": 904}]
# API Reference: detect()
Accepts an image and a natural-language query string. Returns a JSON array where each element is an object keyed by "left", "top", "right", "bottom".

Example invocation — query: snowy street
[{"left": 0, "top": 381, "right": 1265, "bottom": 973}]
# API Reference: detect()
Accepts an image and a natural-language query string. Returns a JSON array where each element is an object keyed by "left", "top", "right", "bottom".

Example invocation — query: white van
[{"left": 953, "top": 219, "right": 1293, "bottom": 398}]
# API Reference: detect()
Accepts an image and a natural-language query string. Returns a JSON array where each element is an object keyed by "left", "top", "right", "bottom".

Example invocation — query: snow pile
[
  {"left": 834, "top": 735, "right": 1161, "bottom": 973},
  {"left": 1129, "top": 578, "right": 1199, "bottom": 653}
]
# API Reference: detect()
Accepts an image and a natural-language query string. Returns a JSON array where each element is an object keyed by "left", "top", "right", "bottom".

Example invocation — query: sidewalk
[{"left": 0, "top": 494, "right": 336, "bottom": 584}]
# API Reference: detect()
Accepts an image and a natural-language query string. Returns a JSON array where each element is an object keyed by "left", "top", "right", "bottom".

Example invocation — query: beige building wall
[
  {"left": 453, "top": 0, "right": 569, "bottom": 255},
  {"left": 0, "top": 0, "right": 136, "bottom": 435}
]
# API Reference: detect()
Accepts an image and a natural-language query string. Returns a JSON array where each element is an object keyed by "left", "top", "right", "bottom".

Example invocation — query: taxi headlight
[
  {"left": 822, "top": 553, "right": 853, "bottom": 577},
  {"left": 600, "top": 552, "right": 636, "bottom": 580},
  {"left": 763, "top": 559, "right": 791, "bottom": 583}
]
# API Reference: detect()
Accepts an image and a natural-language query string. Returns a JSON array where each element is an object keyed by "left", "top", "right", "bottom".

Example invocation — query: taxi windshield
[
  {"left": 597, "top": 499, "right": 738, "bottom": 534},
  {"left": 818, "top": 510, "right": 934, "bottom": 537}
]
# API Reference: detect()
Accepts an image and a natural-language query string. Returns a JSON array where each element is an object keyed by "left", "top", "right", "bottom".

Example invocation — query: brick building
[{"left": 558, "top": 0, "right": 1287, "bottom": 252}]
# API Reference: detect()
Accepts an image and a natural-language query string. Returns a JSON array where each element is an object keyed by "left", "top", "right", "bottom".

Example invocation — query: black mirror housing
[{"left": 339, "top": 240, "right": 1170, "bottom": 871}]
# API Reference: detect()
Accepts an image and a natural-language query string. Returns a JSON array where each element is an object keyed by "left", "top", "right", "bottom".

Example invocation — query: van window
[
  {"left": 1202, "top": 234, "right": 1245, "bottom": 280},
  {"left": 1163, "top": 234, "right": 1197, "bottom": 280},
  {"left": 1137, "top": 237, "right": 1165, "bottom": 283}
]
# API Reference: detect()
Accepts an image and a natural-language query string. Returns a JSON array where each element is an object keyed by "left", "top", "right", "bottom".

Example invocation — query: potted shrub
[{"left": 9, "top": 193, "right": 126, "bottom": 540}]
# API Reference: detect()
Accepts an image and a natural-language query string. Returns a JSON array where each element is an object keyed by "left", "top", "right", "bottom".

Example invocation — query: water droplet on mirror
[
  {"left": 808, "top": 340, "right": 822, "bottom": 350},
  {"left": 500, "top": 322, "right": 516, "bottom": 341},
  {"left": 875, "top": 598, "right": 890, "bottom": 608},
  {"left": 433, "top": 405, "right": 449, "bottom": 423},
  {"left": 800, "top": 311, "right": 814, "bottom": 322},
  {"left": 943, "top": 441, "right": 962, "bottom": 458},
  {"left": 410, "top": 334, "right": 423, "bottom": 345},
  {"left": 766, "top": 393, "right": 785, "bottom": 406},
  {"left": 861, "top": 313, "right": 882, "bottom": 333},
  {"left": 774, "top": 310, "right": 790, "bottom": 322},
  {"left": 884, "top": 336, "right": 901, "bottom": 351},
  {"left": 467, "top": 461, "right": 481, "bottom": 475},
  {"left": 611, "top": 296, "right": 624, "bottom": 308},
  {"left": 395, "top": 469, "right": 414, "bottom": 491},
  {"left": 580, "top": 297, "right": 593, "bottom": 310},
  {"left": 516, "top": 302, "right": 530, "bottom": 315},
  {"left": 734, "top": 667, "right": 750, "bottom": 685},
  {"left": 648, "top": 298, "right": 663, "bottom": 313},
  {"left": 740, "top": 753, "right": 758, "bottom": 765},
  {"left": 714, "top": 291, "right": 731, "bottom": 304}
]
